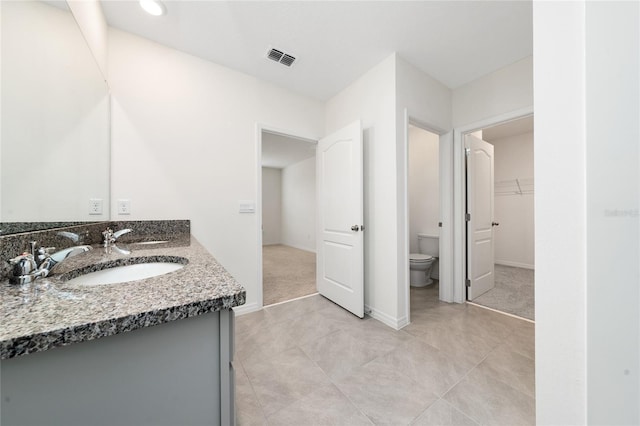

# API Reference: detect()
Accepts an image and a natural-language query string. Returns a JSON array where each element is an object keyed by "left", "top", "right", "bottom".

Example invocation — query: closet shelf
[{"left": 495, "top": 177, "right": 534, "bottom": 196}]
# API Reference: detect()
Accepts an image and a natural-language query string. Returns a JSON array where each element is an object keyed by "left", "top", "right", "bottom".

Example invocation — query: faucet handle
[
  {"left": 8, "top": 253, "right": 37, "bottom": 276},
  {"left": 102, "top": 228, "right": 115, "bottom": 247},
  {"left": 36, "top": 246, "right": 56, "bottom": 261}
]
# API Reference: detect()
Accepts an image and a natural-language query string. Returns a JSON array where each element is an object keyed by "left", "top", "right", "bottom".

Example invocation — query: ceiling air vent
[
  {"left": 280, "top": 54, "right": 296, "bottom": 67},
  {"left": 266, "top": 47, "right": 296, "bottom": 67}
]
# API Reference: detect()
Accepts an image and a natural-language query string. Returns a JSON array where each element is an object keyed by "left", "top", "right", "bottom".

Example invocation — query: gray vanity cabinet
[{"left": 1, "top": 309, "right": 236, "bottom": 426}]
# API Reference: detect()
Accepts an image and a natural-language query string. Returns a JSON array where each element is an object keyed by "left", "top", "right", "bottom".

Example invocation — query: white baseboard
[
  {"left": 280, "top": 242, "right": 316, "bottom": 254},
  {"left": 365, "top": 305, "right": 408, "bottom": 330},
  {"left": 495, "top": 260, "right": 535, "bottom": 270},
  {"left": 232, "top": 302, "right": 261, "bottom": 316}
]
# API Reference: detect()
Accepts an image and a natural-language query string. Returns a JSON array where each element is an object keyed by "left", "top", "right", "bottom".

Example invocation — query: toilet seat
[{"left": 409, "top": 253, "right": 433, "bottom": 263}]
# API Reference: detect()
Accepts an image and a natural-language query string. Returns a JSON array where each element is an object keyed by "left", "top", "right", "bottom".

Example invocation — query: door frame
[
  {"left": 255, "top": 123, "right": 319, "bottom": 310},
  {"left": 452, "top": 106, "right": 534, "bottom": 303},
  {"left": 401, "top": 109, "right": 453, "bottom": 325}
]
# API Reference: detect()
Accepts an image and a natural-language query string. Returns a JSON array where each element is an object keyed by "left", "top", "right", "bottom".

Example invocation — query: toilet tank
[{"left": 418, "top": 233, "right": 439, "bottom": 257}]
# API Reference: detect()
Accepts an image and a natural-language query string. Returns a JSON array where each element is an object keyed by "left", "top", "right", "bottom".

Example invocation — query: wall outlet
[
  {"left": 117, "top": 199, "right": 131, "bottom": 215},
  {"left": 89, "top": 198, "right": 103, "bottom": 215}
]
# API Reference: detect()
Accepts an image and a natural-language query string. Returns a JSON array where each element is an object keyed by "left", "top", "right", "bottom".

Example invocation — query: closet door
[{"left": 467, "top": 134, "right": 496, "bottom": 300}]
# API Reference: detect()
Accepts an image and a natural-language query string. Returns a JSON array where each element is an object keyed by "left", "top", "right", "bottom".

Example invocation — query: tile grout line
[{"left": 235, "top": 359, "right": 270, "bottom": 425}]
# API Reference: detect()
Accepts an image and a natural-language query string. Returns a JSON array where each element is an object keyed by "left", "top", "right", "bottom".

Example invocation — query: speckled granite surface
[
  {"left": 0, "top": 224, "right": 245, "bottom": 359},
  {"left": 0, "top": 220, "right": 191, "bottom": 281}
]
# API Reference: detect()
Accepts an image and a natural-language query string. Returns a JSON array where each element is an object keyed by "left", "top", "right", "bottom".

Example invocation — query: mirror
[{"left": 1, "top": 1, "right": 110, "bottom": 235}]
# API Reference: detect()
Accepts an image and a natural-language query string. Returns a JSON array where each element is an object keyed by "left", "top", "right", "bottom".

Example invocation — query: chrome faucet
[
  {"left": 102, "top": 228, "right": 132, "bottom": 247},
  {"left": 7, "top": 242, "right": 92, "bottom": 284}
]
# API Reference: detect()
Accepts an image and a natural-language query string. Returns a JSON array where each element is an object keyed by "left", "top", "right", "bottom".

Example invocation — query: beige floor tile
[
  {"left": 474, "top": 344, "right": 536, "bottom": 398},
  {"left": 301, "top": 329, "right": 395, "bottom": 381},
  {"left": 411, "top": 399, "right": 478, "bottom": 426},
  {"left": 236, "top": 308, "right": 272, "bottom": 335},
  {"left": 235, "top": 319, "right": 298, "bottom": 364},
  {"left": 346, "top": 312, "right": 416, "bottom": 345},
  {"left": 266, "top": 384, "right": 373, "bottom": 426},
  {"left": 242, "top": 347, "right": 332, "bottom": 417},
  {"left": 404, "top": 304, "right": 467, "bottom": 337},
  {"left": 444, "top": 368, "right": 535, "bottom": 425},
  {"left": 235, "top": 362, "right": 268, "bottom": 426},
  {"left": 504, "top": 321, "right": 535, "bottom": 360},
  {"left": 283, "top": 310, "right": 347, "bottom": 347},
  {"left": 452, "top": 308, "right": 517, "bottom": 347},
  {"left": 264, "top": 294, "right": 332, "bottom": 324},
  {"left": 236, "top": 282, "right": 536, "bottom": 426},
  {"left": 415, "top": 324, "right": 498, "bottom": 367},
  {"left": 336, "top": 358, "right": 438, "bottom": 425},
  {"left": 373, "top": 339, "right": 473, "bottom": 397}
]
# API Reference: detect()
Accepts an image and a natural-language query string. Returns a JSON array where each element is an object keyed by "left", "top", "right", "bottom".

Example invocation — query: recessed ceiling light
[{"left": 140, "top": 0, "right": 166, "bottom": 16}]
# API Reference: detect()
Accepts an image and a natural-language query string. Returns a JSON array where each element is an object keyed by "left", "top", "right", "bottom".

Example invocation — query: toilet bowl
[
  {"left": 409, "top": 233, "right": 439, "bottom": 287},
  {"left": 409, "top": 254, "right": 435, "bottom": 287}
]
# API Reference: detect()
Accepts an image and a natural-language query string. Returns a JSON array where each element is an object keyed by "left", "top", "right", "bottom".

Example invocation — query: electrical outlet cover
[
  {"left": 118, "top": 199, "right": 131, "bottom": 215},
  {"left": 89, "top": 198, "right": 103, "bottom": 215}
]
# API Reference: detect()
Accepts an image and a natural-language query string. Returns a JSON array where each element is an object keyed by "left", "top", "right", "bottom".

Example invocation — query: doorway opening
[
  {"left": 464, "top": 115, "right": 535, "bottom": 321},
  {"left": 406, "top": 123, "right": 443, "bottom": 317},
  {"left": 260, "top": 129, "right": 318, "bottom": 307}
]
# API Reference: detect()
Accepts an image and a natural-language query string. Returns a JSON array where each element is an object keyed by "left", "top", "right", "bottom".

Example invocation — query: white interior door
[
  {"left": 466, "top": 134, "right": 495, "bottom": 300},
  {"left": 316, "top": 120, "right": 364, "bottom": 318}
]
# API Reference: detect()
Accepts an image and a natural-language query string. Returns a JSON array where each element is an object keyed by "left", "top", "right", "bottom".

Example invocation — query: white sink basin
[{"left": 65, "top": 262, "right": 185, "bottom": 286}]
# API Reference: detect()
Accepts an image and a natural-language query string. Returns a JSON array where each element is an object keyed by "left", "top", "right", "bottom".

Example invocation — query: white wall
[
  {"left": 325, "top": 53, "right": 453, "bottom": 328},
  {"left": 325, "top": 54, "right": 399, "bottom": 326},
  {"left": 408, "top": 126, "right": 439, "bottom": 254},
  {"left": 585, "top": 1, "right": 639, "bottom": 424},
  {"left": 108, "top": 28, "right": 324, "bottom": 312},
  {"left": 396, "top": 55, "right": 453, "bottom": 317},
  {"left": 534, "top": 2, "right": 588, "bottom": 424},
  {"left": 492, "top": 132, "right": 534, "bottom": 269},
  {"left": 67, "top": 0, "right": 108, "bottom": 79},
  {"left": 261, "top": 167, "right": 281, "bottom": 246},
  {"left": 452, "top": 56, "right": 533, "bottom": 127},
  {"left": 281, "top": 157, "right": 316, "bottom": 253}
]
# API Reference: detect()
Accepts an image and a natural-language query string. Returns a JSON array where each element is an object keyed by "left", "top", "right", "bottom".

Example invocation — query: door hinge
[
  {"left": 465, "top": 213, "right": 471, "bottom": 221},
  {"left": 466, "top": 279, "right": 471, "bottom": 287},
  {"left": 438, "top": 222, "right": 443, "bottom": 228},
  {"left": 465, "top": 147, "right": 471, "bottom": 157}
]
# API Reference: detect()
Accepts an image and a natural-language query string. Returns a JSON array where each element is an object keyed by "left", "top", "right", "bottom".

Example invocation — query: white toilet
[{"left": 409, "top": 233, "right": 439, "bottom": 287}]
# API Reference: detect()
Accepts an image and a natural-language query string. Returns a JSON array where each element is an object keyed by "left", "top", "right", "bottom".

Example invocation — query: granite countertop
[{"left": 0, "top": 235, "right": 245, "bottom": 359}]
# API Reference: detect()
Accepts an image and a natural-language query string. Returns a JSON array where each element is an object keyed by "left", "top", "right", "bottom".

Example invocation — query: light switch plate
[{"left": 238, "top": 201, "right": 256, "bottom": 213}]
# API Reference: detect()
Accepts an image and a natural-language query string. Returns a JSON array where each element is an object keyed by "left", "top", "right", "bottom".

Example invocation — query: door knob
[
  {"left": 351, "top": 225, "right": 360, "bottom": 231},
  {"left": 492, "top": 222, "right": 500, "bottom": 227}
]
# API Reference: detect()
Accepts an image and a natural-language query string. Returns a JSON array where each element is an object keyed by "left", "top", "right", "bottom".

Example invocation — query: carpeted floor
[
  {"left": 262, "top": 244, "right": 317, "bottom": 306},
  {"left": 472, "top": 264, "right": 535, "bottom": 320}
]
